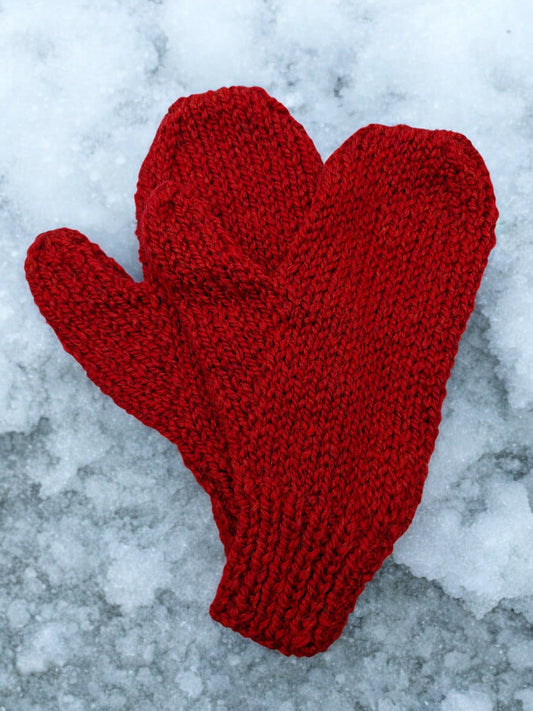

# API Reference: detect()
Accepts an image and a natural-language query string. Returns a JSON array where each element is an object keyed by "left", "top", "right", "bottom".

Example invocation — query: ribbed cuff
[{"left": 209, "top": 506, "right": 394, "bottom": 656}]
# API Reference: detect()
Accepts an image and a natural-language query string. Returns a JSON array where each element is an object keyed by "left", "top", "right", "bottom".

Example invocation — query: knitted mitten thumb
[
  {"left": 141, "top": 125, "right": 497, "bottom": 656},
  {"left": 25, "top": 226, "right": 236, "bottom": 546}
]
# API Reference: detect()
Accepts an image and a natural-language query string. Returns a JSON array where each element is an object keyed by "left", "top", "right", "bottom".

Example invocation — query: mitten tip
[{"left": 27, "top": 228, "right": 88, "bottom": 264}]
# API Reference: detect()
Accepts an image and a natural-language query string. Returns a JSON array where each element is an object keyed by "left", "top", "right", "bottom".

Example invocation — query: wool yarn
[
  {"left": 25, "top": 86, "right": 322, "bottom": 552},
  {"left": 140, "top": 121, "right": 497, "bottom": 655},
  {"left": 25, "top": 86, "right": 498, "bottom": 657}
]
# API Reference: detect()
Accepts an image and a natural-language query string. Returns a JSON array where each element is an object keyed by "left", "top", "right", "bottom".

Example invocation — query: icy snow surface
[{"left": 1, "top": 1, "right": 532, "bottom": 709}]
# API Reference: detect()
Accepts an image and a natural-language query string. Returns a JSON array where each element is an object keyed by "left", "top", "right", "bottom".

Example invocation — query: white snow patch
[{"left": 104, "top": 544, "right": 171, "bottom": 613}]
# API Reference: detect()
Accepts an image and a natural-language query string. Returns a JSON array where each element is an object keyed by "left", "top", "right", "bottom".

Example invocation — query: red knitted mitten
[
  {"left": 24, "top": 87, "right": 322, "bottom": 550},
  {"left": 142, "top": 124, "right": 498, "bottom": 656}
]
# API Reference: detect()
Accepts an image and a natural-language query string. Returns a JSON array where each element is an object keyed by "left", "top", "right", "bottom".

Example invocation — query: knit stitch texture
[
  {"left": 26, "top": 87, "right": 322, "bottom": 554},
  {"left": 25, "top": 86, "right": 498, "bottom": 657}
]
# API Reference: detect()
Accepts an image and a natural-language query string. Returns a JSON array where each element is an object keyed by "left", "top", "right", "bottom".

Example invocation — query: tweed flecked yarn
[{"left": 25, "top": 86, "right": 498, "bottom": 657}]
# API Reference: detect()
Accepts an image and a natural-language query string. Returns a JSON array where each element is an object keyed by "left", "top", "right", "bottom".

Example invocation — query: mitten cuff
[{"left": 209, "top": 505, "right": 397, "bottom": 656}]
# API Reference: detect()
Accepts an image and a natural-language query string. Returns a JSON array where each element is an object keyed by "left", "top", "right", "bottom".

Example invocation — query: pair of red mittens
[{"left": 25, "top": 86, "right": 498, "bottom": 656}]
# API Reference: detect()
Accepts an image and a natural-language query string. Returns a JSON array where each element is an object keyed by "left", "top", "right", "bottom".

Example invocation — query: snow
[
  {"left": 104, "top": 544, "right": 171, "bottom": 613},
  {"left": 0, "top": 0, "right": 531, "bottom": 709},
  {"left": 441, "top": 689, "right": 494, "bottom": 711}
]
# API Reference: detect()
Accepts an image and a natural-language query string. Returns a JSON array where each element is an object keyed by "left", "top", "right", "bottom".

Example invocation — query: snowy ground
[{"left": 1, "top": 1, "right": 532, "bottom": 709}]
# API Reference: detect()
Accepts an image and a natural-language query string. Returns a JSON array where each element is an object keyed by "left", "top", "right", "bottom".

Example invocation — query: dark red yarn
[
  {"left": 25, "top": 86, "right": 498, "bottom": 657},
  {"left": 26, "top": 87, "right": 322, "bottom": 554}
]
